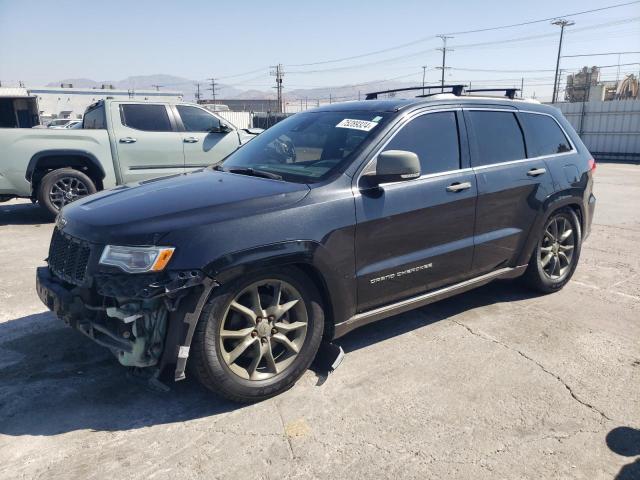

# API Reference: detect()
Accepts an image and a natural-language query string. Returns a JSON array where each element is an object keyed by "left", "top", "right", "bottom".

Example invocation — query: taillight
[{"left": 588, "top": 158, "right": 596, "bottom": 172}]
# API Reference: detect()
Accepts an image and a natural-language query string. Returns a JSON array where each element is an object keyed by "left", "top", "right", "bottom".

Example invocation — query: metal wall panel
[
  {"left": 553, "top": 100, "right": 640, "bottom": 160},
  {"left": 217, "top": 111, "right": 253, "bottom": 129}
]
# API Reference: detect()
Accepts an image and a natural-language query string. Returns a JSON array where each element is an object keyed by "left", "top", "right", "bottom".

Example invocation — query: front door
[
  {"left": 354, "top": 110, "right": 477, "bottom": 312},
  {"left": 173, "top": 105, "right": 240, "bottom": 169},
  {"left": 110, "top": 103, "right": 185, "bottom": 183}
]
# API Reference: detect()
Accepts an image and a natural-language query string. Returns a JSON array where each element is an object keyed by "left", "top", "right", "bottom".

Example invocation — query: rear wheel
[
  {"left": 523, "top": 208, "right": 582, "bottom": 293},
  {"left": 37, "top": 168, "right": 96, "bottom": 217},
  {"left": 190, "top": 267, "right": 324, "bottom": 402}
]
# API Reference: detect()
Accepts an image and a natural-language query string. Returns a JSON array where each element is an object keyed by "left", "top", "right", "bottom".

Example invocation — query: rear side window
[
  {"left": 176, "top": 105, "right": 221, "bottom": 132},
  {"left": 120, "top": 104, "right": 172, "bottom": 132},
  {"left": 467, "top": 111, "right": 526, "bottom": 166},
  {"left": 82, "top": 105, "right": 106, "bottom": 129},
  {"left": 520, "top": 112, "right": 572, "bottom": 157},
  {"left": 382, "top": 111, "right": 460, "bottom": 174}
]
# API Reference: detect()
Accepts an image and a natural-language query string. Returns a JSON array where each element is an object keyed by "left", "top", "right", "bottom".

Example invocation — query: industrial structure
[{"left": 565, "top": 66, "right": 639, "bottom": 103}]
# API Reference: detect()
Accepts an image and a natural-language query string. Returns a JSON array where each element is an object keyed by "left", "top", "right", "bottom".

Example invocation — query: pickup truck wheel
[
  {"left": 37, "top": 168, "right": 96, "bottom": 217},
  {"left": 190, "top": 267, "right": 324, "bottom": 402},
  {"left": 523, "top": 208, "right": 582, "bottom": 293}
]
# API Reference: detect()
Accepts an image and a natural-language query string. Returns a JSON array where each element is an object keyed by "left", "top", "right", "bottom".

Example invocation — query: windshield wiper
[{"left": 225, "top": 167, "right": 283, "bottom": 181}]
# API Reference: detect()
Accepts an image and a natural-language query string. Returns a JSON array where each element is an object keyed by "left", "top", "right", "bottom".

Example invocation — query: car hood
[{"left": 61, "top": 169, "right": 310, "bottom": 244}]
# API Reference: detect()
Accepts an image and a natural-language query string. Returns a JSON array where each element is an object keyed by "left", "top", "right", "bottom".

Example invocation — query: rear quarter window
[{"left": 519, "top": 112, "right": 572, "bottom": 157}]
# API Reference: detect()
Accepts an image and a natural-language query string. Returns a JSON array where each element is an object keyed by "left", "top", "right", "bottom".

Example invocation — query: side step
[{"left": 333, "top": 266, "right": 526, "bottom": 339}]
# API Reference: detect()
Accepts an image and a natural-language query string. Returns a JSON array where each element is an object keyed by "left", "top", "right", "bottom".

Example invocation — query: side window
[
  {"left": 382, "top": 111, "right": 460, "bottom": 174},
  {"left": 520, "top": 112, "right": 572, "bottom": 157},
  {"left": 83, "top": 105, "right": 106, "bottom": 129},
  {"left": 176, "top": 105, "right": 221, "bottom": 132},
  {"left": 120, "top": 104, "right": 172, "bottom": 132},
  {"left": 467, "top": 111, "right": 526, "bottom": 166}
]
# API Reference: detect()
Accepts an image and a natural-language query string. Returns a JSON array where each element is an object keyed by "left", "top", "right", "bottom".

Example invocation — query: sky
[{"left": 1, "top": 0, "right": 639, "bottom": 101}]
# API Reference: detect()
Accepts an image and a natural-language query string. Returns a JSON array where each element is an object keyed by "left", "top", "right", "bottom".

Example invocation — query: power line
[
  {"left": 284, "top": 1, "right": 639, "bottom": 68},
  {"left": 440, "top": 0, "right": 640, "bottom": 35},
  {"left": 561, "top": 51, "right": 640, "bottom": 57}
]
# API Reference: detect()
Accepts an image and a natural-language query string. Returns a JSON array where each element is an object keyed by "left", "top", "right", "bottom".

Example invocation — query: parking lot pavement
[{"left": 0, "top": 163, "right": 638, "bottom": 480}]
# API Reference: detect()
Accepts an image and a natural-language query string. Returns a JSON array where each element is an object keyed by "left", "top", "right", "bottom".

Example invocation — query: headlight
[{"left": 99, "top": 245, "right": 175, "bottom": 273}]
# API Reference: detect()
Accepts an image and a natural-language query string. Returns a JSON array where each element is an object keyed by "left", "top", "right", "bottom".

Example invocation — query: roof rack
[
  {"left": 465, "top": 88, "right": 520, "bottom": 100},
  {"left": 365, "top": 85, "right": 466, "bottom": 100}
]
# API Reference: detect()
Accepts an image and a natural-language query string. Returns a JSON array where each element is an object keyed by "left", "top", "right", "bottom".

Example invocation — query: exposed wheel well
[
  {"left": 563, "top": 203, "right": 584, "bottom": 234},
  {"left": 30, "top": 155, "right": 104, "bottom": 195}
]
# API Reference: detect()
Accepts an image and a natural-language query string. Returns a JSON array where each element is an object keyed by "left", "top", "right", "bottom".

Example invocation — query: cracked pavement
[{"left": 1, "top": 163, "right": 639, "bottom": 479}]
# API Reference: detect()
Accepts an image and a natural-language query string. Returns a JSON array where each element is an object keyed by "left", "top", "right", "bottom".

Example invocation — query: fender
[
  {"left": 26, "top": 149, "right": 106, "bottom": 182},
  {"left": 515, "top": 188, "right": 586, "bottom": 267},
  {"left": 203, "top": 240, "right": 355, "bottom": 331}
]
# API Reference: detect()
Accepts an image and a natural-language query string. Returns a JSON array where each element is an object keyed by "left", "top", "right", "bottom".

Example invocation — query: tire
[
  {"left": 37, "top": 168, "right": 97, "bottom": 218},
  {"left": 190, "top": 267, "right": 325, "bottom": 402},
  {"left": 523, "top": 208, "right": 582, "bottom": 293}
]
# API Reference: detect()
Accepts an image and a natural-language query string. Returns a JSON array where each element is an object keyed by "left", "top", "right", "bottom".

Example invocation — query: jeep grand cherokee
[{"left": 36, "top": 88, "right": 596, "bottom": 402}]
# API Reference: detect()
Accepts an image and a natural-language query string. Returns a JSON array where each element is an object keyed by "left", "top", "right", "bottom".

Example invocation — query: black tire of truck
[
  {"left": 190, "top": 266, "right": 325, "bottom": 403},
  {"left": 37, "top": 168, "right": 97, "bottom": 218}
]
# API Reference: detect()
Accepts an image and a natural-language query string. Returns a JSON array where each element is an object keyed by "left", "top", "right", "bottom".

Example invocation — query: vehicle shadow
[
  {"left": 0, "top": 312, "right": 239, "bottom": 437},
  {"left": 0, "top": 280, "right": 539, "bottom": 437},
  {"left": 606, "top": 427, "right": 640, "bottom": 480},
  {"left": 0, "top": 201, "right": 52, "bottom": 226}
]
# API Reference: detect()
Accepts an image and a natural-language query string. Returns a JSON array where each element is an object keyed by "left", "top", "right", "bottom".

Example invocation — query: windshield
[{"left": 221, "top": 111, "right": 389, "bottom": 183}]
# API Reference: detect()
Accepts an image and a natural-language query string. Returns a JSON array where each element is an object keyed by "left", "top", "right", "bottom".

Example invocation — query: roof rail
[
  {"left": 465, "top": 88, "right": 520, "bottom": 100},
  {"left": 365, "top": 85, "right": 466, "bottom": 100}
]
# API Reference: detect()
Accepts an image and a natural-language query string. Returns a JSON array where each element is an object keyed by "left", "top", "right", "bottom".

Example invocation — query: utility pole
[
  {"left": 551, "top": 19, "right": 574, "bottom": 104},
  {"left": 270, "top": 64, "right": 284, "bottom": 113},
  {"left": 207, "top": 78, "right": 217, "bottom": 104},
  {"left": 436, "top": 35, "right": 453, "bottom": 92},
  {"left": 195, "top": 82, "right": 202, "bottom": 102},
  {"left": 422, "top": 65, "right": 428, "bottom": 95},
  {"left": 151, "top": 84, "right": 163, "bottom": 91}
]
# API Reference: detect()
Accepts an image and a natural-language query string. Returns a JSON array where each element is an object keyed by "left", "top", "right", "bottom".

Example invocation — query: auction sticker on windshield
[{"left": 336, "top": 118, "right": 379, "bottom": 131}]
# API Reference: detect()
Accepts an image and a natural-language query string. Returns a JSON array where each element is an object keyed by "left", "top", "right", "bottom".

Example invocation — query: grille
[{"left": 48, "top": 228, "right": 92, "bottom": 285}]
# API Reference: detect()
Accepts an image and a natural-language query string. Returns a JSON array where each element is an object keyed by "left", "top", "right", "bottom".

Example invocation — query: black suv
[{"left": 36, "top": 87, "right": 596, "bottom": 402}]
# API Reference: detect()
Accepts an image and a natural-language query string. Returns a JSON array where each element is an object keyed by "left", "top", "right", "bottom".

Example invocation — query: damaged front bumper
[{"left": 36, "top": 266, "right": 216, "bottom": 382}]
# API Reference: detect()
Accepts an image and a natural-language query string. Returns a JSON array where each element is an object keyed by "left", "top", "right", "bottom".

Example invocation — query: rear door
[
  {"left": 464, "top": 108, "right": 556, "bottom": 275},
  {"left": 110, "top": 103, "right": 185, "bottom": 183},
  {"left": 354, "top": 109, "right": 477, "bottom": 312},
  {"left": 173, "top": 104, "right": 240, "bottom": 169}
]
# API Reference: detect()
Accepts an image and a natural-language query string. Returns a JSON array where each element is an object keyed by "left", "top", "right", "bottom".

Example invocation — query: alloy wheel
[
  {"left": 49, "top": 177, "right": 90, "bottom": 210},
  {"left": 218, "top": 279, "right": 308, "bottom": 381},
  {"left": 540, "top": 215, "right": 576, "bottom": 280}
]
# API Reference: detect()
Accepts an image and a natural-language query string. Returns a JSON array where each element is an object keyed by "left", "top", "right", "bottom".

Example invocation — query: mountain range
[{"left": 47, "top": 74, "right": 419, "bottom": 103}]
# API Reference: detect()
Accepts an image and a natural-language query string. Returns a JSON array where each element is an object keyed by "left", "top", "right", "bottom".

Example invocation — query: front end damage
[{"left": 36, "top": 262, "right": 216, "bottom": 383}]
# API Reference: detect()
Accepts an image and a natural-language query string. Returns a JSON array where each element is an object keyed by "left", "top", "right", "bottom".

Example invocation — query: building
[
  {"left": 28, "top": 85, "right": 183, "bottom": 120},
  {"left": 198, "top": 99, "right": 279, "bottom": 112}
]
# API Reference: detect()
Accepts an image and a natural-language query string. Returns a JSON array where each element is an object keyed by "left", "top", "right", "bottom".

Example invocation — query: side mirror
[{"left": 361, "top": 150, "right": 421, "bottom": 188}]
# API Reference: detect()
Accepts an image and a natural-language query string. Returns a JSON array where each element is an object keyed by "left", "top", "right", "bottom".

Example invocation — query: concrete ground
[{"left": 0, "top": 163, "right": 638, "bottom": 480}]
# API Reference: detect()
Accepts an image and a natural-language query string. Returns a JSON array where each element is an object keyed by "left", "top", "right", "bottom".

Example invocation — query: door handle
[
  {"left": 446, "top": 181, "right": 472, "bottom": 192},
  {"left": 527, "top": 167, "right": 546, "bottom": 177},
  {"left": 183, "top": 137, "right": 200, "bottom": 143},
  {"left": 119, "top": 137, "right": 137, "bottom": 144}
]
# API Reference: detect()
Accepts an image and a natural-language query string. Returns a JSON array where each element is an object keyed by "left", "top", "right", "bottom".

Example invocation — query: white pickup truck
[{"left": 0, "top": 99, "right": 261, "bottom": 215}]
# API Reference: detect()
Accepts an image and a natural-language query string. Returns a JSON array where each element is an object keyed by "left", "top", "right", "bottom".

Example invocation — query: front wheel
[
  {"left": 523, "top": 208, "right": 582, "bottom": 293},
  {"left": 190, "top": 267, "right": 324, "bottom": 402}
]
